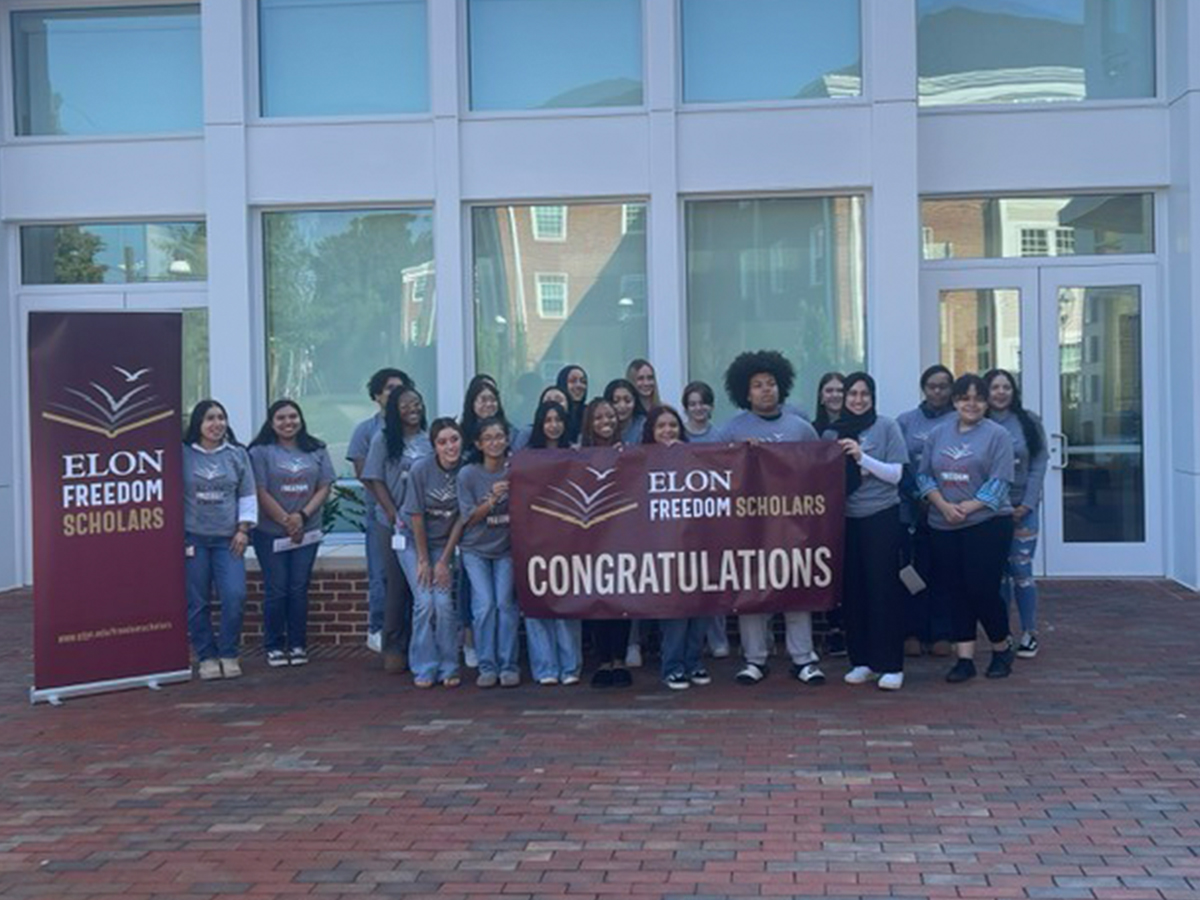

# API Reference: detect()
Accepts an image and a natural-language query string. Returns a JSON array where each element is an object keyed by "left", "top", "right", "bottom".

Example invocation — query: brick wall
[{"left": 244, "top": 568, "right": 370, "bottom": 645}]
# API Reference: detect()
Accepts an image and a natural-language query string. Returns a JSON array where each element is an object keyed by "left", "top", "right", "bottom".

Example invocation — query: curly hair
[{"left": 723, "top": 350, "right": 795, "bottom": 410}]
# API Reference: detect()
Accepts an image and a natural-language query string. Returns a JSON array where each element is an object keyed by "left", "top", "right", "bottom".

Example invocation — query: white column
[
  {"left": 429, "top": 0, "right": 465, "bottom": 418},
  {"left": 865, "top": 0, "right": 921, "bottom": 417},
  {"left": 645, "top": 0, "right": 684, "bottom": 404},
  {"left": 200, "top": 2, "right": 255, "bottom": 437},
  {"left": 0, "top": 217, "right": 16, "bottom": 586},
  {"left": 1164, "top": 0, "right": 1200, "bottom": 587}
]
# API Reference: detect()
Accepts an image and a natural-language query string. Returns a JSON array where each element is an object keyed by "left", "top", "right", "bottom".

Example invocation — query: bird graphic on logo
[
  {"left": 43, "top": 363, "right": 174, "bottom": 439},
  {"left": 195, "top": 464, "right": 224, "bottom": 482},
  {"left": 531, "top": 466, "right": 638, "bottom": 530},
  {"left": 942, "top": 444, "right": 974, "bottom": 461},
  {"left": 278, "top": 457, "right": 310, "bottom": 475},
  {"left": 429, "top": 485, "right": 457, "bottom": 505}
]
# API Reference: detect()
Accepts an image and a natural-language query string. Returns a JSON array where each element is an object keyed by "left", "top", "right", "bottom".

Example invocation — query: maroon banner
[
  {"left": 29, "top": 312, "right": 188, "bottom": 699},
  {"left": 511, "top": 441, "right": 845, "bottom": 618}
]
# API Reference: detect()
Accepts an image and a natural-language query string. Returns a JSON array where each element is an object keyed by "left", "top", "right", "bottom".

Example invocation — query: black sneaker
[
  {"left": 1016, "top": 633, "right": 1039, "bottom": 659},
  {"left": 590, "top": 668, "right": 614, "bottom": 688},
  {"left": 289, "top": 648, "right": 308, "bottom": 666},
  {"left": 690, "top": 668, "right": 712, "bottom": 686},
  {"left": 986, "top": 647, "right": 1015, "bottom": 679},
  {"left": 735, "top": 662, "right": 768, "bottom": 685},
  {"left": 611, "top": 667, "right": 633, "bottom": 688},
  {"left": 266, "top": 650, "right": 288, "bottom": 668},
  {"left": 945, "top": 658, "right": 977, "bottom": 683},
  {"left": 664, "top": 673, "right": 691, "bottom": 691},
  {"left": 790, "top": 662, "right": 826, "bottom": 685}
]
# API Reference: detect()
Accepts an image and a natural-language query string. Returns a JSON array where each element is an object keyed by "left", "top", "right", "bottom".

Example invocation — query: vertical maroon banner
[{"left": 28, "top": 312, "right": 189, "bottom": 703}]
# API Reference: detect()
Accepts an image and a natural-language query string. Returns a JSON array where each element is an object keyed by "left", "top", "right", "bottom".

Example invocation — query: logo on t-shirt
[{"left": 941, "top": 444, "right": 974, "bottom": 462}]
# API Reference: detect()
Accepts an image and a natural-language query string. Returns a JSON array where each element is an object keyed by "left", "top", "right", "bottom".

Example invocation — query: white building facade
[{"left": 2, "top": 0, "right": 1199, "bottom": 590}]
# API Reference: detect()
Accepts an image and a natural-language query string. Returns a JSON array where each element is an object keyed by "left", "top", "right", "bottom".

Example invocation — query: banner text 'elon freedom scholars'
[{"left": 510, "top": 441, "right": 845, "bottom": 619}]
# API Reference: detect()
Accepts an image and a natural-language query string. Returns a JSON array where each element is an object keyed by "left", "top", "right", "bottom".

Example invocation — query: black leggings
[
  {"left": 843, "top": 505, "right": 906, "bottom": 674},
  {"left": 591, "top": 619, "right": 632, "bottom": 665},
  {"left": 929, "top": 516, "right": 1014, "bottom": 645}
]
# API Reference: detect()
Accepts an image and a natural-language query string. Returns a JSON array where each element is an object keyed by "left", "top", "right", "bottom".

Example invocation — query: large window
[
  {"left": 12, "top": 6, "right": 202, "bottom": 136},
  {"left": 472, "top": 202, "right": 649, "bottom": 425},
  {"left": 467, "top": 0, "right": 643, "bottom": 111},
  {"left": 182, "top": 308, "right": 210, "bottom": 424},
  {"left": 263, "top": 209, "right": 435, "bottom": 473},
  {"left": 917, "top": 0, "right": 1155, "bottom": 107},
  {"left": 21, "top": 222, "right": 206, "bottom": 285},
  {"left": 686, "top": 197, "right": 865, "bottom": 420},
  {"left": 921, "top": 194, "right": 1153, "bottom": 260},
  {"left": 258, "top": 0, "right": 428, "bottom": 117},
  {"left": 681, "top": 0, "right": 861, "bottom": 103}
]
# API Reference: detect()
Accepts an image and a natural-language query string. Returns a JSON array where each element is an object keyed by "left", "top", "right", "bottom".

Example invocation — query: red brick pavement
[{"left": 1, "top": 580, "right": 1198, "bottom": 900}]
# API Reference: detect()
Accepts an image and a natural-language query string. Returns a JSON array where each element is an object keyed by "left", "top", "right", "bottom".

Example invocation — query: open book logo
[
  {"left": 530, "top": 467, "right": 638, "bottom": 530},
  {"left": 43, "top": 365, "right": 175, "bottom": 439},
  {"left": 941, "top": 444, "right": 975, "bottom": 462}
]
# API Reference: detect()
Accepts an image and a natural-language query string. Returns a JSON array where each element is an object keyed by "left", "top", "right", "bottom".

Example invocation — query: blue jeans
[
  {"left": 461, "top": 552, "right": 518, "bottom": 677},
  {"left": 185, "top": 533, "right": 247, "bottom": 661},
  {"left": 705, "top": 615, "right": 729, "bottom": 653},
  {"left": 661, "top": 617, "right": 707, "bottom": 679},
  {"left": 525, "top": 618, "right": 582, "bottom": 681},
  {"left": 398, "top": 543, "right": 459, "bottom": 682},
  {"left": 1005, "top": 506, "right": 1040, "bottom": 633},
  {"left": 252, "top": 531, "right": 318, "bottom": 652},
  {"left": 365, "top": 514, "right": 386, "bottom": 633}
]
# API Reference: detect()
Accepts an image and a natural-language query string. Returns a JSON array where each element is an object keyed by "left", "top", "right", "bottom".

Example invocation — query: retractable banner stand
[
  {"left": 28, "top": 312, "right": 190, "bottom": 705},
  {"left": 511, "top": 440, "right": 846, "bottom": 619}
]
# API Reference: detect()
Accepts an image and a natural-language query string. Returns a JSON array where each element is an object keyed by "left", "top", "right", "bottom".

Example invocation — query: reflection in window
[
  {"left": 259, "top": 0, "right": 428, "bottom": 116},
  {"left": 472, "top": 202, "right": 649, "bottom": 425},
  {"left": 182, "top": 308, "right": 210, "bottom": 425},
  {"left": 681, "top": 0, "right": 861, "bottom": 103},
  {"left": 21, "top": 222, "right": 207, "bottom": 285},
  {"left": 468, "top": 0, "right": 642, "bottom": 110},
  {"left": 12, "top": 6, "right": 202, "bottom": 136},
  {"left": 917, "top": 0, "right": 1154, "bottom": 107},
  {"left": 686, "top": 197, "right": 866, "bottom": 420},
  {"left": 938, "top": 288, "right": 1022, "bottom": 378},
  {"left": 263, "top": 209, "right": 435, "bottom": 476},
  {"left": 532, "top": 206, "right": 567, "bottom": 241},
  {"left": 921, "top": 194, "right": 1153, "bottom": 260}
]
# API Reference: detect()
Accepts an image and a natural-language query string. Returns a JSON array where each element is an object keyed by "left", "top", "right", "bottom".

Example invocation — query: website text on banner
[
  {"left": 28, "top": 312, "right": 188, "bottom": 701},
  {"left": 511, "top": 441, "right": 846, "bottom": 619}
]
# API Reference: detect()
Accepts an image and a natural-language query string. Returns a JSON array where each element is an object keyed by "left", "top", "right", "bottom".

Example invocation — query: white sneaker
[
  {"left": 198, "top": 658, "right": 222, "bottom": 680},
  {"left": 878, "top": 672, "right": 904, "bottom": 691},
  {"left": 219, "top": 658, "right": 242, "bottom": 679},
  {"left": 366, "top": 630, "right": 382, "bottom": 653},
  {"left": 624, "top": 644, "right": 643, "bottom": 668},
  {"left": 710, "top": 644, "right": 731, "bottom": 659},
  {"left": 843, "top": 665, "right": 878, "bottom": 685},
  {"left": 463, "top": 644, "right": 479, "bottom": 669}
]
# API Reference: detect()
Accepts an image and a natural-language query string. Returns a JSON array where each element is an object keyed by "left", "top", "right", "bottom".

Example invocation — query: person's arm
[
  {"left": 859, "top": 454, "right": 903, "bottom": 485},
  {"left": 434, "top": 518, "right": 465, "bottom": 590},
  {"left": 410, "top": 512, "right": 433, "bottom": 587},
  {"left": 232, "top": 450, "right": 258, "bottom": 557},
  {"left": 1018, "top": 415, "right": 1050, "bottom": 513},
  {"left": 365, "top": 480, "right": 397, "bottom": 523}
]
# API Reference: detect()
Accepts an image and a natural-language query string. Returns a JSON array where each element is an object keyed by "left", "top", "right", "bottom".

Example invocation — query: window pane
[
  {"left": 468, "top": 0, "right": 642, "bottom": 110},
  {"left": 21, "top": 222, "right": 207, "bottom": 285},
  {"left": 917, "top": 0, "right": 1155, "bottom": 107},
  {"left": 182, "top": 308, "right": 210, "bottom": 425},
  {"left": 264, "top": 209, "right": 435, "bottom": 476},
  {"left": 681, "top": 0, "right": 861, "bottom": 103},
  {"left": 938, "top": 288, "right": 1022, "bottom": 376},
  {"left": 12, "top": 6, "right": 201, "bottom": 136},
  {"left": 686, "top": 197, "right": 866, "bottom": 421},
  {"left": 259, "top": 0, "right": 428, "bottom": 116},
  {"left": 472, "top": 202, "right": 649, "bottom": 426},
  {"left": 921, "top": 194, "right": 1153, "bottom": 260}
]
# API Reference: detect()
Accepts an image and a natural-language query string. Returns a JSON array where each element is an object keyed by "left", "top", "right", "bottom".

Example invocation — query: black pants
[
  {"left": 843, "top": 505, "right": 906, "bottom": 674},
  {"left": 902, "top": 513, "right": 953, "bottom": 643},
  {"left": 370, "top": 519, "right": 413, "bottom": 655},
  {"left": 929, "top": 516, "right": 1014, "bottom": 645},
  {"left": 591, "top": 619, "right": 632, "bottom": 665}
]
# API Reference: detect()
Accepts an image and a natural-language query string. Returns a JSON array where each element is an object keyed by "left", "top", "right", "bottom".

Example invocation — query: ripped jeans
[{"left": 1004, "top": 505, "right": 1040, "bottom": 634}]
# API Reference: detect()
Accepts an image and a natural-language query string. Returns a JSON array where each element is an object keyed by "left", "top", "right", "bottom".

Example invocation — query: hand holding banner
[{"left": 510, "top": 440, "right": 845, "bottom": 619}]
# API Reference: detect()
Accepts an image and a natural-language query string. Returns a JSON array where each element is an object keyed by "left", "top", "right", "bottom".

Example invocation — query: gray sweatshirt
[
  {"left": 249, "top": 443, "right": 335, "bottom": 537},
  {"left": 183, "top": 443, "right": 257, "bottom": 537},
  {"left": 988, "top": 409, "right": 1049, "bottom": 509},
  {"left": 456, "top": 463, "right": 512, "bottom": 559}
]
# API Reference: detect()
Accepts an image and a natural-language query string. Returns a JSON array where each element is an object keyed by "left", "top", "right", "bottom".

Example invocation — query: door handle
[{"left": 1049, "top": 432, "right": 1070, "bottom": 470}]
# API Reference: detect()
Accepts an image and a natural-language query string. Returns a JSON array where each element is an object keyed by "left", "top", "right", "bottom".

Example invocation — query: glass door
[{"left": 1037, "top": 265, "right": 1160, "bottom": 575}]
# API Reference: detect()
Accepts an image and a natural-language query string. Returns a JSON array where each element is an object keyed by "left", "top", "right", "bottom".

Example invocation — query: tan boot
[
  {"left": 903, "top": 637, "right": 923, "bottom": 657},
  {"left": 383, "top": 652, "right": 407, "bottom": 674},
  {"left": 930, "top": 640, "right": 953, "bottom": 657}
]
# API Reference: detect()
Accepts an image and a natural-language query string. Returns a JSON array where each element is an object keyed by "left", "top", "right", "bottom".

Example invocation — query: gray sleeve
[
  {"left": 361, "top": 432, "right": 386, "bottom": 482},
  {"left": 235, "top": 447, "right": 256, "bottom": 499},
  {"left": 884, "top": 420, "right": 909, "bottom": 464},
  {"left": 457, "top": 467, "right": 481, "bottom": 518},
  {"left": 797, "top": 419, "right": 819, "bottom": 442},
  {"left": 401, "top": 462, "right": 425, "bottom": 518},
  {"left": 1021, "top": 414, "right": 1050, "bottom": 508},
  {"left": 316, "top": 448, "right": 336, "bottom": 487},
  {"left": 987, "top": 427, "right": 1016, "bottom": 484},
  {"left": 346, "top": 420, "right": 370, "bottom": 463},
  {"left": 249, "top": 446, "right": 268, "bottom": 488}
]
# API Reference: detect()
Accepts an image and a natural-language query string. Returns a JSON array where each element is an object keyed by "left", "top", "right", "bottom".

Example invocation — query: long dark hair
[
  {"left": 984, "top": 368, "right": 1044, "bottom": 458},
  {"left": 529, "top": 400, "right": 569, "bottom": 449},
  {"left": 249, "top": 399, "right": 325, "bottom": 452},
  {"left": 641, "top": 405, "right": 689, "bottom": 445},
  {"left": 184, "top": 399, "right": 241, "bottom": 447},
  {"left": 603, "top": 378, "right": 639, "bottom": 426},
  {"left": 461, "top": 377, "right": 509, "bottom": 443},
  {"left": 384, "top": 386, "right": 428, "bottom": 461},
  {"left": 555, "top": 364, "right": 588, "bottom": 443},
  {"left": 581, "top": 398, "right": 620, "bottom": 448},
  {"left": 812, "top": 371, "right": 846, "bottom": 434}
]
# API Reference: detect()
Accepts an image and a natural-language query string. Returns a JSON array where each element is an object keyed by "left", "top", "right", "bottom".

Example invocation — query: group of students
[{"left": 181, "top": 348, "right": 1047, "bottom": 692}]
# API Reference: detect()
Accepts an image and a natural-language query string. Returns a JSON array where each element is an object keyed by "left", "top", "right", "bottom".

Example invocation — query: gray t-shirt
[
  {"left": 918, "top": 418, "right": 1015, "bottom": 530},
  {"left": 685, "top": 423, "right": 719, "bottom": 443},
  {"left": 989, "top": 409, "right": 1049, "bottom": 509},
  {"left": 249, "top": 444, "right": 335, "bottom": 536},
  {"left": 183, "top": 443, "right": 256, "bottom": 537},
  {"left": 896, "top": 404, "right": 955, "bottom": 469},
  {"left": 347, "top": 413, "right": 384, "bottom": 517},
  {"left": 361, "top": 429, "right": 432, "bottom": 527},
  {"left": 828, "top": 417, "right": 907, "bottom": 520},
  {"left": 717, "top": 410, "right": 819, "bottom": 443},
  {"left": 456, "top": 463, "right": 512, "bottom": 558},
  {"left": 401, "top": 454, "right": 461, "bottom": 548}
]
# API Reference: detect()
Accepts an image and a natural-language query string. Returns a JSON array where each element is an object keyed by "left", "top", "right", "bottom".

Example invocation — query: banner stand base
[{"left": 30, "top": 669, "right": 192, "bottom": 706}]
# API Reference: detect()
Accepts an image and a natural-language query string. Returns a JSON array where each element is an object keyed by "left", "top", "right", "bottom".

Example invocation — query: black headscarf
[
  {"left": 555, "top": 365, "right": 588, "bottom": 445},
  {"left": 825, "top": 372, "right": 878, "bottom": 496}
]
